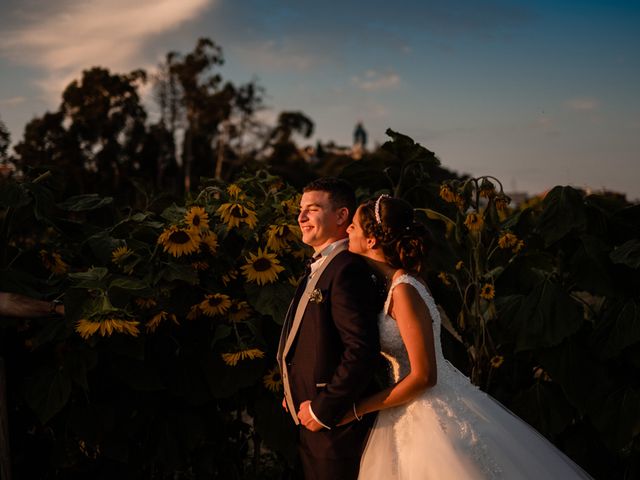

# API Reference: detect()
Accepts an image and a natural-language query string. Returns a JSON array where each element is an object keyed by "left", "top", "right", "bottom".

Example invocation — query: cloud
[
  {"left": 565, "top": 98, "right": 599, "bottom": 111},
  {"left": 351, "top": 70, "right": 401, "bottom": 91},
  {"left": 0, "top": 96, "right": 26, "bottom": 106},
  {"left": 1, "top": 0, "right": 213, "bottom": 96},
  {"left": 234, "top": 39, "right": 322, "bottom": 71}
]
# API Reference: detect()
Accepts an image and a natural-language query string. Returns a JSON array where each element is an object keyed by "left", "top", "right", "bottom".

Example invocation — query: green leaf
[
  {"left": 570, "top": 235, "right": 614, "bottom": 296},
  {"left": 610, "top": 240, "right": 640, "bottom": 269},
  {"left": 160, "top": 204, "right": 186, "bottom": 224},
  {"left": 161, "top": 263, "right": 199, "bottom": 285},
  {"left": 597, "top": 300, "right": 640, "bottom": 358},
  {"left": 202, "top": 353, "right": 264, "bottom": 398},
  {"left": 245, "top": 281, "right": 294, "bottom": 325},
  {"left": 536, "top": 186, "right": 586, "bottom": 247},
  {"left": 589, "top": 387, "right": 640, "bottom": 451},
  {"left": 109, "top": 277, "right": 148, "bottom": 291},
  {"left": 211, "top": 324, "right": 232, "bottom": 347},
  {"left": 23, "top": 365, "right": 72, "bottom": 424},
  {"left": 69, "top": 267, "right": 109, "bottom": 282},
  {"left": 504, "top": 277, "right": 584, "bottom": 352},
  {"left": 511, "top": 381, "right": 575, "bottom": 436},
  {"left": 85, "top": 231, "right": 124, "bottom": 265},
  {"left": 57, "top": 194, "right": 113, "bottom": 211},
  {"left": 0, "top": 182, "right": 30, "bottom": 208}
]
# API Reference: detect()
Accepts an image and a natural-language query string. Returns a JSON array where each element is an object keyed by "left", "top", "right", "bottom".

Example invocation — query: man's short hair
[{"left": 303, "top": 177, "right": 356, "bottom": 222}]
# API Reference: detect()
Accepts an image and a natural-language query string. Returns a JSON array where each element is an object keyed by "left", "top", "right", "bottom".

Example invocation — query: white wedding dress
[{"left": 358, "top": 274, "right": 592, "bottom": 480}]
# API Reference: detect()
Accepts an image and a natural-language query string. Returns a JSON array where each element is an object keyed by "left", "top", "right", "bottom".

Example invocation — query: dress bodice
[{"left": 379, "top": 274, "right": 443, "bottom": 384}]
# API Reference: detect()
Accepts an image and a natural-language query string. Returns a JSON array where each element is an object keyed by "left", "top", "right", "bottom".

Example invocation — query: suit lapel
[{"left": 282, "top": 242, "right": 347, "bottom": 359}]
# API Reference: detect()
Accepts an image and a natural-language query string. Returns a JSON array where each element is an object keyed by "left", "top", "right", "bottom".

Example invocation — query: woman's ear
[{"left": 367, "top": 237, "right": 377, "bottom": 249}]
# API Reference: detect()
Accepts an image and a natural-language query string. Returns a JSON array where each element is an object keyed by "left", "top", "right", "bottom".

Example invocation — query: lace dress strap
[{"left": 383, "top": 273, "right": 430, "bottom": 314}]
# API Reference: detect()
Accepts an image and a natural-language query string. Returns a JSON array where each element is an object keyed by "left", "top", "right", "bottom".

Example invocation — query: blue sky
[{"left": 1, "top": 0, "right": 639, "bottom": 199}]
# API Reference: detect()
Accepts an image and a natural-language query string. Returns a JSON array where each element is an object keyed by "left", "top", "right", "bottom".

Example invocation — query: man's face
[{"left": 298, "top": 190, "right": 347, "bottom": 251}]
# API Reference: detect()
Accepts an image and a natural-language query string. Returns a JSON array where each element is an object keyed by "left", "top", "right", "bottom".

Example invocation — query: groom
[{"left": 277, "top": 177, "right": 381, "bottom": 479}]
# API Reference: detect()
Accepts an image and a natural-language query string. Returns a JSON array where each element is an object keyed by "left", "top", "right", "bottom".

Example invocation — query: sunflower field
[{"left": 1, "top": 130, "right": 639, "bottom": 479}]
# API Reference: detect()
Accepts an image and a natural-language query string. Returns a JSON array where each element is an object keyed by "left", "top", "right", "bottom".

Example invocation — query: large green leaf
[
  {"left": 84, "top": 231, "right": 124, "bottom": 264},
  {"left": 201, "top": 353, "right": 264, "bottom": 398},
  {"left": 570, "top": 235, "right": 614, "bottom": 296},
  {"left": 505, "top": 277, "right": 584, "bottom": 352},
  {"left": 57, "top": 194, "right": 113, "bottom": 211},
  {"left": 23, "top": 365, "right": 72, "bottom": 424},
  {"left": 160, "top": 263, "right": 199, "bottom": 285},
  {"left": 610, "top": 239, "right": 640, "bottom": 269},
  {"left": 0, "top": 182, "right": 30, "bottom": 208},
  {"left": 511, "top": 381, "right": 575, "bottom": 437},
  {"left": 245, "top": 281, "right": 294, "bottom": 325},
  {"left": 536, "top": 186, "right": 586, "bottom": 247},
  {"left": 589, "top": 387, "right": 640, "bottom": 451},
  {"left": 597, "top": 299, "right": 640, "bottom": 358}
]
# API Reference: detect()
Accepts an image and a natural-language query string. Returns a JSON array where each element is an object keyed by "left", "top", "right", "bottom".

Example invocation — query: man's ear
[{"left": 336, "top": 207, "right": 349, "bottom": 226}]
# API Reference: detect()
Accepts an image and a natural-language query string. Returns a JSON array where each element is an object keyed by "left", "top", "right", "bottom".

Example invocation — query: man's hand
[{"left": 297, "top": 400, "right": 323, "bottom": 432}]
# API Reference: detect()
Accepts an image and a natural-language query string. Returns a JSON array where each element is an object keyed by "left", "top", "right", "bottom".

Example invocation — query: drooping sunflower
[
  {"left": 40, "top": 250, "right": 69, "bottom": 275},
  {"left": 221, "top": 269, "right": 238, "bottom": 286},
  {"left": 192, "top": 261, "right": 209, "bottom": 271},
  {"left": 135, "top": 297, "right": 157, "bottom": 309},
  {"left": 199, "top": 293, "right": 232, "bottom": 317},
  {"left": 221, "top": 348, "right": 265, "bottom": 366},
  {"left": 200, "top": 231, "right": 219, "bottom": 255},
  {"left": 186, "top": 304, "right": 201, "bottom": 321},
  {"left": 479, "top": 179, "right": 496, "bottom": 199},
  {"left": 157, "top": 226, "right": 200, "bottom": 257},
  {"left": 480, "top": 283, "right": 495, "bottom": 300},
  {"left": 228, "top": 300, "right": 252, "bottom": 322},
  {"left": 241, "top": 248, "right": 285, "bottom": 285},
  {"left": 438, "top": 272, "right": 452, "bottom": 287},
  {"left": 455, "top": 260, "right": 464, "bottom": 271},
  {"left": 266, "top": 224, "right": 301, "bottom": 252},
  {"left": 111, "top": 246, "right": 132, "bottom": 263},
  {"left": 185, "top": 206, "right": 210, "bottom": 232},
  {"left": 216, "top": 202, "right": 258, "bottom": 229},
  {"left": 76, "top": 317, "right": 140, "bottom": 339},
  {"left": 227, "top": 184, "right": 245, "bottom": 199},
  {"left": 280, "top": 196, "right": 301, "bottom": 217},
  {"left": 494, "top": 195, "right": 510, "bottom": 212},
  {"left": 146, "top": 311, "right": 178, "bottom": 333},
  {"left": 498, "top": 232, "right": 518, "bottom": 249},
  {"left": 490, "top": 355, "right": 504, "bottom": 369},
  {"left": 513, "top": 240, "right": 525, "bottom": 254},
  {"left": 263, "top": 367, "right": 283, "bottom": 392},
  {"left": 439, "top": 184, "right": 456, "bottom": 203},
  {"left": 464, "top": 212, "right": 484, "bottom": 233}
]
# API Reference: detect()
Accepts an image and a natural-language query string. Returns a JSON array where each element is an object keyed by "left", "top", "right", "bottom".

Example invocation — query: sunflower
[
  {"left": 157, "top": 226, "right": 200, "bottom": 257},
  {"left": 438, "top": 272, "right": 452, "bottom": 287},
  {"left": 241, "top": 248, "right": 285, "bottom": 285},
  {"left": 146, "top": 311, "right": 178, "bottom": 333},
  {"left": 135, "top": 297, "right": 157, "bottom": 309},
  {"left": 186, "top": 304, "right": 201, "bottom": 320},
  {"left": 498, "top": 232, "right": 518, "bottom": 249},
  {"left": 490, "top": 355, "right": 504, "bottom": 369},
  {"left": 192, "top": 261, "right": 209, "bottom": 271},
  {"left": 513, "top": 240, "right": 525, "bottom": 254},
  {"left": 266, "top": 224, "right": 301, "bottom": 251},
  {"left": 40, "top": 250, "right": 69, "bottom": 275},
  {"left": 227, "top": 184, "right": 245, "bottom": 199},
  {"left": 480, "top": 283, "right": 495, "bottom": 300},
  {"left": 479, "top": 179, "right": 496, "bottom": 198},
  {"left": 263, "top": 367, "right": 283, "bottom": 392},
  {"left": 111, "top": 246, "right": 132, "bottom": 263},
  {"left": 280, "top": 196, "right": 301, "bottom": 217},
  {"left": 76, "top": 317, "right": 140, "bottom": 339},
  {"left": 185, "top": 206, "right": 210, "bottom": 232},
  {"left": 199, "top": 294, "right": 232, "bottom": 317},
  {"left": 455, "top": 260, "right": 464, "bottom": 271},
  {"left": 200, "top": 231, "right": 219, "bottom": 255},
  {"left": 228, "top": 300, "right": 252, "bottom": 322},
  {"left": 288, "top": 275, "right": 299, "bottom": 287},
  {"left": 439, "top": 184, "right": 456, "bottom": 203},
  {"left": 216, "top": 202, "right": 258, "bottom": 229},
  {"left": 464, "top": 212, "right": 484, "bottom": 233},
  {"left": 494, "top": 195, "right": 510, "bottom": 212},
  {"left": 221, "top": 269, "right": 238, "bottom": 286},
  {"left": 221, "top": 348, "right": 265, "bottom": 366}
]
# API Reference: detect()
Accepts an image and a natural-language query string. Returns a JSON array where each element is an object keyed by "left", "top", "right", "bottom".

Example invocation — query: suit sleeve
[{"left": 310, "top": 257, "right": 380, "bottom": 427}]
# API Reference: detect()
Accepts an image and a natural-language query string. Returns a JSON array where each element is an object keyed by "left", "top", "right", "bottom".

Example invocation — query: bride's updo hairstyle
[{"left": 359, "top": 195, "right": 431, "bottom": 272}]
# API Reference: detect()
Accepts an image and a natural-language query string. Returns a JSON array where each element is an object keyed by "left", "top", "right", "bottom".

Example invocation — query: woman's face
[{"left": 347, "top": 206, "right": 371, "bottom": 255}]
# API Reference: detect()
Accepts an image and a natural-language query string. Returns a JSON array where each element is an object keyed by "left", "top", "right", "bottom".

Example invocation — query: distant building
[{"left": 352, "top": 122, "right": 368, "bottom": 160}]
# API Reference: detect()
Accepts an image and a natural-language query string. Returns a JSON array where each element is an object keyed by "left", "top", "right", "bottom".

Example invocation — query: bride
[{"left": 344, "top": 194, "right": 592, "bottom": 480}]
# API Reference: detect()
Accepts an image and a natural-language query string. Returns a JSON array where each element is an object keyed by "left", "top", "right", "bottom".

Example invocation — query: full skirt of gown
[{"left": 358, "top": 275, "right": 592, "bottom": 480}]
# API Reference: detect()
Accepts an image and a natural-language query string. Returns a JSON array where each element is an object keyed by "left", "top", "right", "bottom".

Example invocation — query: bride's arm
[{"left": 343, "top": 283, "right": 437, "bottom": 422}]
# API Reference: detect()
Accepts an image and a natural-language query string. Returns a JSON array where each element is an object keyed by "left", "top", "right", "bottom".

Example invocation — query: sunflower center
[
  {"left": 230, "top": 204, "right": 248, "bottom": 219},
  {"left": 193, "top": 215, "right": 201, "bottom": 226},
  {"left": 273, "top": 372, "right": 281, "bottom": 382},
  {"left": 253, "top": 258, "right": 273, "bottom": 272},
  {"left": 169, "top": 230, "right": 191, "bottom": 244},
  {"left": 208, "top": 297, "right": 222, "bottom": 306}
]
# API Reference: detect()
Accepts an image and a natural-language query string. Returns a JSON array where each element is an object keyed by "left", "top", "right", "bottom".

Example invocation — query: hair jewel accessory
[{"left": 374, "top": 194, "right": 390, "bottom": 224}]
